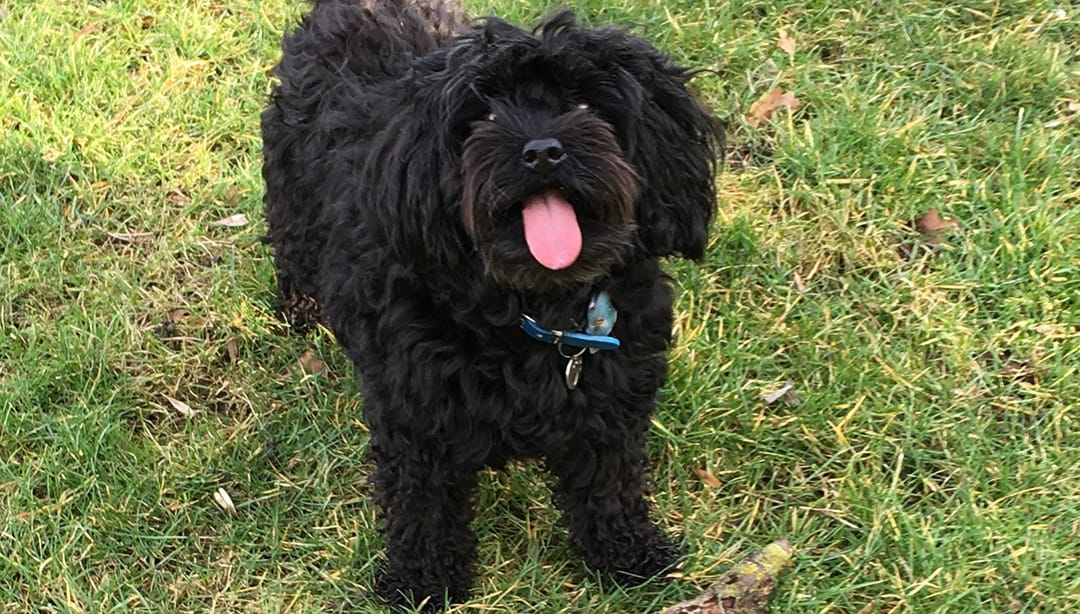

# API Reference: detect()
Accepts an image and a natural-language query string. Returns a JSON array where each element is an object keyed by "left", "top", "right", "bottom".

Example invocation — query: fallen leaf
[
  {"left": 213, "top": 487, "right": 237, "bottom": 515},
  {"left": 298, "top": 349, "right": 327, "bottom": 376},
  {"left": 1034, "top": 323, "right": 1060, "bottom": 337},
  {"left": 166, "top": 189, "right": 191, "bottom": 206},
  {"left": 894, "top": 210, "right": 963, "bottom": 258},
  {"left": 156, "top": 308, "right": 190, "bottom": 338},
  {"left": 225, "top": 338, "right": 239, "bottom": 364},
  {"left": 74, "top": 23, "right": 100, "bottom": 40},
  {"left": 914, "top": 209, "right": 959, "bottom": 244},
  {"left": 140, "top": 14, "right": 155, "bottom": 29},
  {"left": 1001, "top": 359, "right": 1039, "bottom": 384},
  {"left": 793, "top": 271, "right": 807, "bottom": 294},
  {"left": 212, "top": 213, "right": 248, "bottom": 228},
  {"left": 165, "top": 308, "right": 190, "bottom": 323},
  {"left": 777, "top": 29, "right": 795, "bottom": 56},
  {"left": 694, "top": 467, "right": 723, "bottom": 489},
  {"left": 980, "top": 350, "right": 1042, "bottom": 385},
  {"left": 762, "top": 380, "right": 794, "bottom": 404},
  {"left": 1044, "top": 99, "right": 1080, "bottom": 128},
  {"left": 747, "top": 88, "right": 801, "bottom": 127},
  {"left": 164, "top": 395, "right": 195, "bottom": 417},
  {"left": 197, "top": 251, "right": 224, "bottom": 268}
]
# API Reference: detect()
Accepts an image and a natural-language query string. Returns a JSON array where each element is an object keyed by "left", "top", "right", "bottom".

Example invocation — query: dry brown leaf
[
  {"left": 155, "top": 308, "right": 191, "bottom": 338},
  {"left": 793, "top": 271, "right": 807, "bottom": 294},
  {"left": 777, "top": 29, "right": 795, "bottom": 56},
  {"left": 914, "top": 209, "right": 959, "bottom": 245},
  {"left": 1034, "top": 323, "right": 1060, "bottom": 337},
  {"left": 694, "top": 467, "right": 723, "bottom": 489},
  {"left": 166, "top": 189, "right": 191, "bottom": 206},
  {"left": 747, "top": 88, "right": 801, "bottom": 127},
  {"left": 1044, "top": 99, "right": 1080, "bottom": 128},
  {"left": 1002, "top": 360, "right": 1039, "bottom": 384},
  {"left": 225, "top": 338, "right": 239, "bottom": 364},
  {"left": 74, "top": 23, "right": 100, "bottom": 40},
  {"left": 212, "top": 213, "right": 249, "bottom": 228},
  {"left": 165, "top": 308, "right": 190, "bottom": 323},
  {"left": 980, "top": 350, "right": 1042, "bottom": 385},
  {"left": 897, "top": 209, "right": 961, "bottom": 259},
  {"left": 298, "top": 349, "right": 328, "bottom": 376},
  {"left": 140, "top": 14, "right": 155, "bottom": 29},
  {"left": 164, "top": 395, "right": 195, "bottom": 417}
]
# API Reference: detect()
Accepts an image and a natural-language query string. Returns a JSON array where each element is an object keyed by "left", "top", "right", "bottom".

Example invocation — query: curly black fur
[{"left": 262, "top": 0, "right": 721, "bottom": 609}]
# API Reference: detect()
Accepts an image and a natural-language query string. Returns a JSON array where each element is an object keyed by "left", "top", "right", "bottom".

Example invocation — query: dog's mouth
[{"left": 520, "top": 189, "right": 582, "bottom": 270}]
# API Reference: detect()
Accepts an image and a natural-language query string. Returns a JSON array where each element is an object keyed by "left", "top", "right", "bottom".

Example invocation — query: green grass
[{"left": 1, "top": 0, "right": 1078, "bottom": 612}]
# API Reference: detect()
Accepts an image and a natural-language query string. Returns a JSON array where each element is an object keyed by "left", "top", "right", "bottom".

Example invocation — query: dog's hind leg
[
  {"left": 262, "top": 193, "right": 325, "bottom": 333},
  {"left": 261, "top": 101, "right": 328, "bottom": 334}
]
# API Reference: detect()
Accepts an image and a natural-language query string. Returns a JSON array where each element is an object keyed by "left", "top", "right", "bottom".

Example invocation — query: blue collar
[{"left": 520, "top": 291, "right": 620, "bottom": 352}]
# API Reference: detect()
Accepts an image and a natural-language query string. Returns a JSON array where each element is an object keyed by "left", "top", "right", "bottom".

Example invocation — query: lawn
[{"left": 1, "top": 0, "right": 1078, "bottom": 612}]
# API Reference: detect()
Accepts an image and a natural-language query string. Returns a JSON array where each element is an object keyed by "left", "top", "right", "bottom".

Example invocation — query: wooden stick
[{"left": 660, "top": 538, "right": 793, "bottom": 614}]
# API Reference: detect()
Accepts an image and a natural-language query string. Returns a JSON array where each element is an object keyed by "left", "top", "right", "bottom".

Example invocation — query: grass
[{"left": 1, "top": 0, "right": 1078, "bottom": 612}]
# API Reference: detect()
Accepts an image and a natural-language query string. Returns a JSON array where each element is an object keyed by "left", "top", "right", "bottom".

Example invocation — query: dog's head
[{"left": 368, "top": 12, "right": 721, "bottom": 290}]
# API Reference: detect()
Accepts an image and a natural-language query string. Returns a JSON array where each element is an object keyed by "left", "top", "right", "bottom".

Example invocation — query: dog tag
[{"left": 565, "top": 355, "right": 584, "bottom": 389}]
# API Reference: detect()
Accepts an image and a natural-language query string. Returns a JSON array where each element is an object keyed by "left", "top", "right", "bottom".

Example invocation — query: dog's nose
[{"left": 522, "top": 138, "right": 565, "bottom": 173}]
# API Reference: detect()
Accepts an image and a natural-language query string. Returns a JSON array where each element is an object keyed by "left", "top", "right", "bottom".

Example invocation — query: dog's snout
[{"left": 522, "top": 138, "right": 565, "bottom": 173}]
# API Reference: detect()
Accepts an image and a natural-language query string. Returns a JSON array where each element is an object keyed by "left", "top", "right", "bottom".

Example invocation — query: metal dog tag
[{"left": 565, "top": 355, "right": 584, "bottom": 389}]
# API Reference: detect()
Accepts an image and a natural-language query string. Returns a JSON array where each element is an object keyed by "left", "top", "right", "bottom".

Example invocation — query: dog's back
[{"left": 263, "top": 0, "right": 467, "bottom": 329}]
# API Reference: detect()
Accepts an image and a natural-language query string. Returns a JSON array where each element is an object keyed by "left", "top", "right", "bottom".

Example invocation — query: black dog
[{"left": 262, "top": 0, "right": 721, "bottom": 608}]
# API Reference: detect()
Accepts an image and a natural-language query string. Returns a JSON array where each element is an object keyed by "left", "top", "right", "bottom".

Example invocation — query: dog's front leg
[
  {"left": 369, "top": 435, "right": 478, "bottom": 610},
  {"left": 547, "top": 430, "right": 680, "bottom": 586}
]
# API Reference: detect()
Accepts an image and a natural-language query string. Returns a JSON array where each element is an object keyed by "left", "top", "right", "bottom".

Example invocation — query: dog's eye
[
  {"left": 487, "top": 112, "right": 497, "bottom": 122},
  {"left": 576, "top": 103, "right": 590, "bottom": 111}
]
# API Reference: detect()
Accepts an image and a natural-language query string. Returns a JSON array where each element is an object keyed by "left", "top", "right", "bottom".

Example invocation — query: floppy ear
[
  {"left": 336, "top": 59, "right": 479, "bottom": 272},
  {"left": 594, "top": 33, "right": 723, "bottom": 260},
  {"left": 364, "top": 114, "right": 469, "bottom": 269}
]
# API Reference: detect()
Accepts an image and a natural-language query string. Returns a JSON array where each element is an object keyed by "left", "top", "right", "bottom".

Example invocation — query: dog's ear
[
  {"left": 346, "top": 84, "right": 473, "bottom": 271},
  {"left": 589, "top": 31, "right": 723, "bottom": 260}
]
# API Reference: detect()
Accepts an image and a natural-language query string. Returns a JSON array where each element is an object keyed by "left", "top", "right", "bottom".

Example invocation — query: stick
[{"left": 659, "top": 538, "right": 793, "bottom": 614}]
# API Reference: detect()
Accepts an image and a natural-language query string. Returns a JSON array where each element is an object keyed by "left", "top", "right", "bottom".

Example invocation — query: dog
[{"left": 262, "top": 0, "right": 721, "bottom": 608}]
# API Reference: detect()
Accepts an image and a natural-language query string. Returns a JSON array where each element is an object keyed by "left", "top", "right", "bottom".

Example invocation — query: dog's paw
[
  {"left": 582, "top": 524, "right": 682, "bottom": 588},
  {"left": 275, "top": 291, "right": 321, "bottom": 334},
  {"left": 608, "top": 535, "right": 682, "bottom": 587},
  {"left": 375, "top": 566, "right": 470, "bottom": 612}
]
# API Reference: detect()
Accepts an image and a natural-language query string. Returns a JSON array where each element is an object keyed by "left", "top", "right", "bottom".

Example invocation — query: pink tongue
[{"left": 521, "top": 192, "right": 582, "bottom": 270}]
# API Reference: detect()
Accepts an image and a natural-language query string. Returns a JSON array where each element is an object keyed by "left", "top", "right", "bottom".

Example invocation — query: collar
[{"left": 520, "top": 291, "right": 620, "bottom": 352}]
